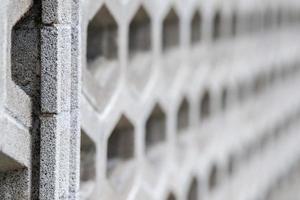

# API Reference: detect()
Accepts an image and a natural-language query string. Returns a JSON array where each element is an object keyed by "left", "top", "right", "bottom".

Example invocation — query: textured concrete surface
[{"left": 1, "top": 0, "right": 300, "bottom": 199}]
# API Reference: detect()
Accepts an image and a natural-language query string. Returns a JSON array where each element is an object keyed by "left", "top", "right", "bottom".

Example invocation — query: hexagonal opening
[
  {"left": 221, "top": 88, "right": 228, "bottom": 111},
  {"left": 11, "top": 5, "right": 40, "bottom": 98},
  {"left": 208, "top": 164, "right": 219, "bottom": 191},
  {"left": 248, "top": 12, "right": 258, "bottom": 33},
  {"left": 0, "top": 153, "right": 28, "bottom": 199},
  {"left": 277, "top": 9, "right": 283, "bottom": 27},
  {"left": 290, "top": 9, "right": 300, "bottom": 25},
  {"left": 129, "top": 6, "right": 151, "bottom": 58},
  {"left": 263, "top": 9, "right": 273, "bottom": 30},
  {"left": 271, "top": 9, "right": 281, "bottom": 28},
  {"left": 259, "top": 133, "right": 270, "bottom": 152},
  {"left": 212, "top": 11, "right": 222, "bottom": 41},
  {"left": 80, "top": 130, "right": 96, "bottom": 199},
  {"left": 287, "top": 10, "right": 296, "bottom": 25},
  {"left": 269, "top": 69, "right": 277, "bottom": 85},
  {"left": 199, "top": 90, "right": 211, "bottom": 121},
  {"left": 281, "top": 9, "right": 289, "bottom": 26},
  {"left": 107, "top": 115, "right": 135, "bottom": 182},
  {"left": 145, "top": 104, "right": 167, "bottom": 153},
  {"left": 227, "top": 155, "right": 236, "bottom": 177},
  {"left": 241, "top": 142, "right": 254, "bottom": 162},
  {"left": 254, "top": 74, "right": 267, "bottom": 94},
  {"left": 177, "top": 98, "right": 190, "bottom": 133},
  {"left": 163, "top": 8, "right": 180, "bottom": 52},
  {"left": 167, "top": 192, "right": 177, "bottom": 200},
  {"left": 191, "top": 11, "right": 202, "bottom": 44},
  {"left": 231, "top": 12, "right": 238, "bottom": 36},
  {"left": 238, "top": 80, "right": 251, "bottom": 102},
  {"left": 128, "top": 6, "right": 152, "bottom": 91},
  {"left": 256, "top": 11, "right": 264, "bottom": 32},
  {"left": 87, "top": 5, "right": 118, "bottom": 73},
  {"left": 187, "top": 178, "right": 199, "bottom": 200},
  {"left": 242, "top": 12, "right": 252, "bottom": 33}
]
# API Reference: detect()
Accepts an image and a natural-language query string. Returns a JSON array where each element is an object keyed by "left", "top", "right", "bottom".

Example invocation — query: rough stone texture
[
  {"left": 0, "top": 169, "right": 29, "bottom": 200},
  {"left": 1, "top": 0, "right": 300, "bottom": 200}
]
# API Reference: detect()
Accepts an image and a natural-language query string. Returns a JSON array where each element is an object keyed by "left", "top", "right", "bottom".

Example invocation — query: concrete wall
[{"left": 1, "top": 0, "right": 300, "bottom": 199}]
